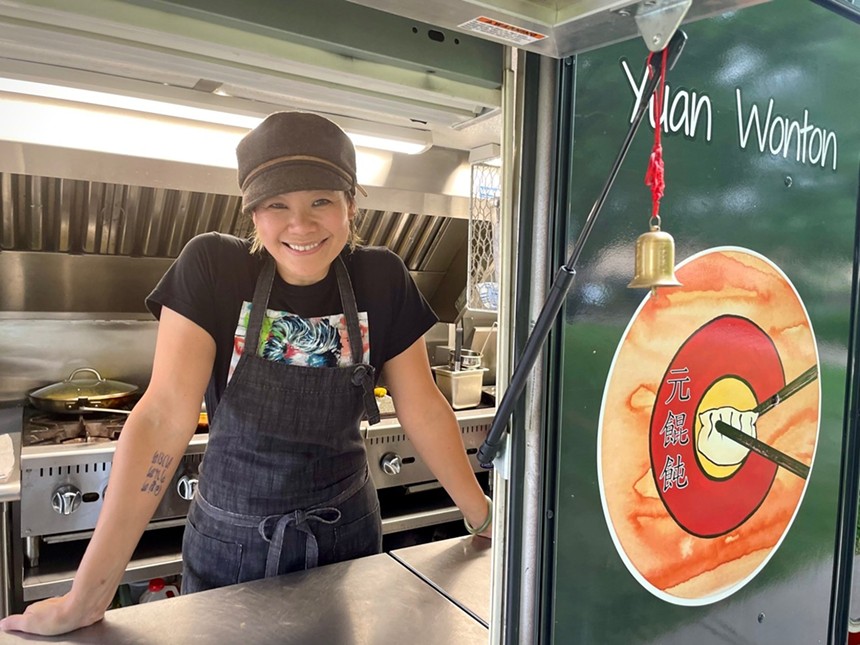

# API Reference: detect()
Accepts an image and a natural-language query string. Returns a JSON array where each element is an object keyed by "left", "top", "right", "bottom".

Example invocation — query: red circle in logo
[{"left": 650, "top": 315, "right": 784, "bottom": 537}]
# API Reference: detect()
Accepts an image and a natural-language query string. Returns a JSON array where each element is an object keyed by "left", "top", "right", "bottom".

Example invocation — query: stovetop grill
[{"left": 22, "top": 411, "right": 128, "bottom": 447}]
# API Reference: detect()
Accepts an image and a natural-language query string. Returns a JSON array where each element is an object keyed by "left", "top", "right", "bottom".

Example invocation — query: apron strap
[
  {"left": 335, "top": 253, "right": 380, "bottom": 425},
  {"left": 259, "top": 508, "right": 341, "bottom": 574},
  {"left": 232, "top": 255, "right": 276, "bottom": 384},
  {"left": 247, "top": 255, "right": 277, "bottom": 353},
  {"left": 235, "top": 250, "right": 380, "bottom": 424},
  {"left": 333, "top": 253, "right": 364, "bottom": 366},
  {"left": 193, "top": 468, "right": 370, "bottom": 576}
]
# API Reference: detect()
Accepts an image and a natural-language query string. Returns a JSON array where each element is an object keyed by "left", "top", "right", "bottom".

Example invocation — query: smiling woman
[{"left": 0, "top": 111, "right": 491, "bottom": 637}]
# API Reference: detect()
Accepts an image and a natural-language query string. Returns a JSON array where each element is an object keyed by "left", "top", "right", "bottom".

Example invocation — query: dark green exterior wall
[{"left": 549, "top": 1, "right": 859, "bottom": 642}]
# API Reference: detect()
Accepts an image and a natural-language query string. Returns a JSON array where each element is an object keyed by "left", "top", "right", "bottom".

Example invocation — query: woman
[{"left": 0, "top": 111, "right": 491, "bottom": 636}]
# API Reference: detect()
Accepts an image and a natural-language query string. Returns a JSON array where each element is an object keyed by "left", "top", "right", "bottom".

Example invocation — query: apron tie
[
  {"left": 258, "top": 507, "right": 342, "bottom": 575},
  {"left": 352, "top": 365, "right": 380, "bottom": 425}
]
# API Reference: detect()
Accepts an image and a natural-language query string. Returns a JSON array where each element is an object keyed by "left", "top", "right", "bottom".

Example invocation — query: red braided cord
[{"left": 644, "top": 48, "right": 668, "bottom": 219}]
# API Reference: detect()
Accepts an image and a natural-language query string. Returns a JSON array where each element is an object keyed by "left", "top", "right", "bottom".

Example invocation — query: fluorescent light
[
  {"left": 348, "top": 132, "right": 430, "bottom": 155},
  {"left": 0, "top": 77, "right": 434, "bottom": 155},
  {"left": 0, "top": 77, "right": 262, "bottom": 129},
  {"left": 0, "top": 95, "right": 243, "bottom": 168}
]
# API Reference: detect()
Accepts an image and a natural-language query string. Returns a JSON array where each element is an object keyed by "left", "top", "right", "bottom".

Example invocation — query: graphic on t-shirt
[
  {"left": 597, "top": 247, "right": 820, "bottom": 606},
  {"left": 229, "top": 302, "right": 370, "bottom": 380}
]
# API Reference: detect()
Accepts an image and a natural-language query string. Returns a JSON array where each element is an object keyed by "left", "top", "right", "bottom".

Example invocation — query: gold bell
[{"left": 628, "top": 218, "right": 682, "bottom": 295}]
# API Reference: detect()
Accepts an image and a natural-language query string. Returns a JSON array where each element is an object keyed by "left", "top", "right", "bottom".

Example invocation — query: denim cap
[{"left": 237, "top": 111, "right": 366, "bottom": 213}]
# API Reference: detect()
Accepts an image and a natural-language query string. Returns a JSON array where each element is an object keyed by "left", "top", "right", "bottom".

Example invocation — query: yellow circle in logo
[{"left": 694, "top": 378, "right": 759, "bottom": 479}]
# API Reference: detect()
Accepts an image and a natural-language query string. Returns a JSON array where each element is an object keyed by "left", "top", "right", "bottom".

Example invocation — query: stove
[
  {"left": 19, "top": 408, "right": 206, "bottom": 557},
  {"left": 23, "top": 411, "right": 126, "bottom": 446},
  {"left": 12, "top": 403, "right": 493, "bottom": 606}
]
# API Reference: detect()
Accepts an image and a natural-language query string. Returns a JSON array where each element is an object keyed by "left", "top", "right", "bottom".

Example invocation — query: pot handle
[
  {"left": 66, "top": 368, "right": 104, "bottom": 382},
  {"left": 77, "top": 406, "right": 132, "bottom": 415}
]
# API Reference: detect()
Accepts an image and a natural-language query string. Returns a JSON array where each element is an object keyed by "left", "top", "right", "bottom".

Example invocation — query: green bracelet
[{"left": 464, "top": 495, "right": 493, "bottom": 535}]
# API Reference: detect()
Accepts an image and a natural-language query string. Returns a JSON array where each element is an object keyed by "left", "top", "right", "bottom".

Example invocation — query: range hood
[
  {"left": 347, "top": 0, "right": 769, "bottom": 57},
  {"left": 0, "top": 139, "right": 472, "bottom": 321},
  {"left": 0, "top": 0, "right": 493, "bottom": 323}
]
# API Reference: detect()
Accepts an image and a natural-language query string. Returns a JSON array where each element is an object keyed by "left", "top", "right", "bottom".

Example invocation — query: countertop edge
[{"left": 0, "top": 406, "right": 22, "bottom": 503}]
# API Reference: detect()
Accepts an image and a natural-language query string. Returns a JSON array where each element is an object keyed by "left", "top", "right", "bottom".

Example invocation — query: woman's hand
[
  {"left": 463, "top": 499, "right": 493, "bottom": 540},
  {"left": 0, "top": 593, "right": 106, "bottom": 636},
  {"left": 2, "top": 308, "right": 212, "bottom": 638},
  {"left": 381, "top": 339, "right": 495, "bottom": 542}
]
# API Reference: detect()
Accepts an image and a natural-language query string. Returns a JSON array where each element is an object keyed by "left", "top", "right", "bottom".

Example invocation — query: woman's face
[{"left": 252, "top": 190, "right": 354, "bottom": 286}]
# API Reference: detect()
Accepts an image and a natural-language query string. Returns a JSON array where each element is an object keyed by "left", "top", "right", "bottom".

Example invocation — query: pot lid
[{"left": 29, "top": 368, "right": 139, "bottom": 403}]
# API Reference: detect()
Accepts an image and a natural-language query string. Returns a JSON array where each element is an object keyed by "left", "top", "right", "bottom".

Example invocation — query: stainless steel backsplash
[{"left": 0, "top": 172, "right": 469, "bottom": 402}]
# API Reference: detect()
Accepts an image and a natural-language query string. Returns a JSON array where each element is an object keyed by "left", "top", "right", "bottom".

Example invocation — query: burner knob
[
  {"left": 380, "top": 453, "right": 402, "bottom": 476},
  {"left": 177, "top": 474, "right": 198, "bottom": 501},
  {"left": 51, "top": 485, "right": 82, "bottom": 515}
]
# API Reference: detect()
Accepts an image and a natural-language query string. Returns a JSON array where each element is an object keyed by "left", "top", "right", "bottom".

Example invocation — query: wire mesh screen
[{"left": 467, "top": 162, "right": 501, "bottom": 311}]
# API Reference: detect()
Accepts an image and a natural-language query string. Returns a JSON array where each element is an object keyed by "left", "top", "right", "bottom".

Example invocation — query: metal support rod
[
  {"left": 0, "top": 503, "right": 9, "bottom": 618},
  {"left": 477, "top": 31, "right": 688, "bottom": 468}
]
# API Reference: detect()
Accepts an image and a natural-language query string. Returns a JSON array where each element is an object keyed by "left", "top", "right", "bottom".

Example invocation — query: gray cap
[{"left": 236, "top": 111, "right": 365, "bottom": 212}]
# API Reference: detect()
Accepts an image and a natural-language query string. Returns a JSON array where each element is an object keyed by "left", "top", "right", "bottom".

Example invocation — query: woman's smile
[{"left": 283, "top": 238, "right": 328, "bottom": 253}]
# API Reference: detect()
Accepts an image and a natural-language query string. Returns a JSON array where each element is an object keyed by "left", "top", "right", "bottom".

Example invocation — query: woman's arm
[
  {"left": 381, "top": 338, "right": 491, "bottom": 536},
  {"left": 0, "top": 307, "right": 215, "bottom": 636}
]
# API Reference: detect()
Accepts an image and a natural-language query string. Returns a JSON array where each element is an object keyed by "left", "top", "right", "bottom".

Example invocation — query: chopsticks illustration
[{"left": 713, "top": 365, "right": 818, "bottom": 480}]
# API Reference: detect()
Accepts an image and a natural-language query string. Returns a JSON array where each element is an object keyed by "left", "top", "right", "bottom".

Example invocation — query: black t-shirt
[{"left": 146, "top": 232, "right": 437, "bottom": 417}]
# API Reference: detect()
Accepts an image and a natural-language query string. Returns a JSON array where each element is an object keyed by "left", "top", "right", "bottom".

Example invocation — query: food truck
[{"left": 0, "top": 0, "right": 858, "bottom": 643}]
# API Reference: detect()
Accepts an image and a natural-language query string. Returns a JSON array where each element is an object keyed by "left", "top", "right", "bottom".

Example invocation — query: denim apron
[{"left": 181, "top": 252, "right": 381, "bottom": 594}]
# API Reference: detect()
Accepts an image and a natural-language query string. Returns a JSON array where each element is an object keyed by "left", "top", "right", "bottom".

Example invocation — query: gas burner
[{"left": 23, "top": 411, "right": 127, "bottom": 447}]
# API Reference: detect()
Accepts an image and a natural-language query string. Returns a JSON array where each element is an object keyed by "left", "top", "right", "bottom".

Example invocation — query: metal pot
[
  {"left": 28, "top": 368, "right": 139, "bottom": 415},
  {"left": 448, "top": 348, "right": 483, "bottom": 370}
]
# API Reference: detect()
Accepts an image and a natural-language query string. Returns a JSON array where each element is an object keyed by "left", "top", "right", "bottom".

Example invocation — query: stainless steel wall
[
  {"left": 0, "top": 131, "right": 474, "bottom": 402},
  {"left": 0, "top": 253, "right": 167, "bottom": 402},
  {"left": 0, "top": 316, "right": 158, "bottom": 404},
  {"left": 0, "top": 188, "right": 470, "bottom": 402}
]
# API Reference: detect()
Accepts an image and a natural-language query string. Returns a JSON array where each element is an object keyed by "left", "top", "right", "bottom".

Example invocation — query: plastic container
[
  {"left": 127, "top": 580, "right": 150, "bottom": 604},
  {"left": 138, "top": 578, "right": 180, "bottom": 603},
  {"left": 373, "top": 386, "right": 396, "bottom": 416},
  {"left": 109, "top": 584, "right": 134, "bottom": 609},
  {"left": 432, "top": 366, "right": 488, "bottom": 410}
]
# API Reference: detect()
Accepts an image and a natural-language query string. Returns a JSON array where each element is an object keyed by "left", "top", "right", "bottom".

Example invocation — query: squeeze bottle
[{"left": 138, "top": 578, "right": 180, "bottom": 603}]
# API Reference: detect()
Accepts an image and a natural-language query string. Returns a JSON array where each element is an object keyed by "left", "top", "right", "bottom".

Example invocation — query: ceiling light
[
  {"left": 347, "top": 132, "right": 430, "bottom": 155},
  {"left": 0, "top": 77, "right": 434, "bottom": 155},
  {"left": 0, "top": 77, "right": 261, "bottom": 129},
  {"left": 0, "top": 94, "right": 242, "bottom": 168}
]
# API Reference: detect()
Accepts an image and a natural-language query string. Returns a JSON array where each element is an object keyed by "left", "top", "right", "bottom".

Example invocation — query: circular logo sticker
[{"left": 598, "top": 247, "right": 820, "bottom": 605}]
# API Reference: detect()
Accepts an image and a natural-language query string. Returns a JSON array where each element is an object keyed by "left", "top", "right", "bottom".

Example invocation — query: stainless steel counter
[
  {"left": 0, "top": 407, "right": 22, "bottom": 619},
  {"left": 391, "top": 535, "right": 492, "bottom": 626},
  {"left": 0, "top": 407, "right": 22, "bottom": 504},
  {"left": 0, "top": 538, "right": 492, "bottom": 644}
]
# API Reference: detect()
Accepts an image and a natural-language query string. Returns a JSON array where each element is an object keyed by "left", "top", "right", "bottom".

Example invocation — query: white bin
[{"left": 432, "top": 366, "right": 488, "bottom": 410}]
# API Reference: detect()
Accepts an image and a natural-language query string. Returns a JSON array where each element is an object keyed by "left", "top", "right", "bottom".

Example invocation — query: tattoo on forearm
[{"left": 141, "top": 451, "right": 174, "bottom": 496}]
